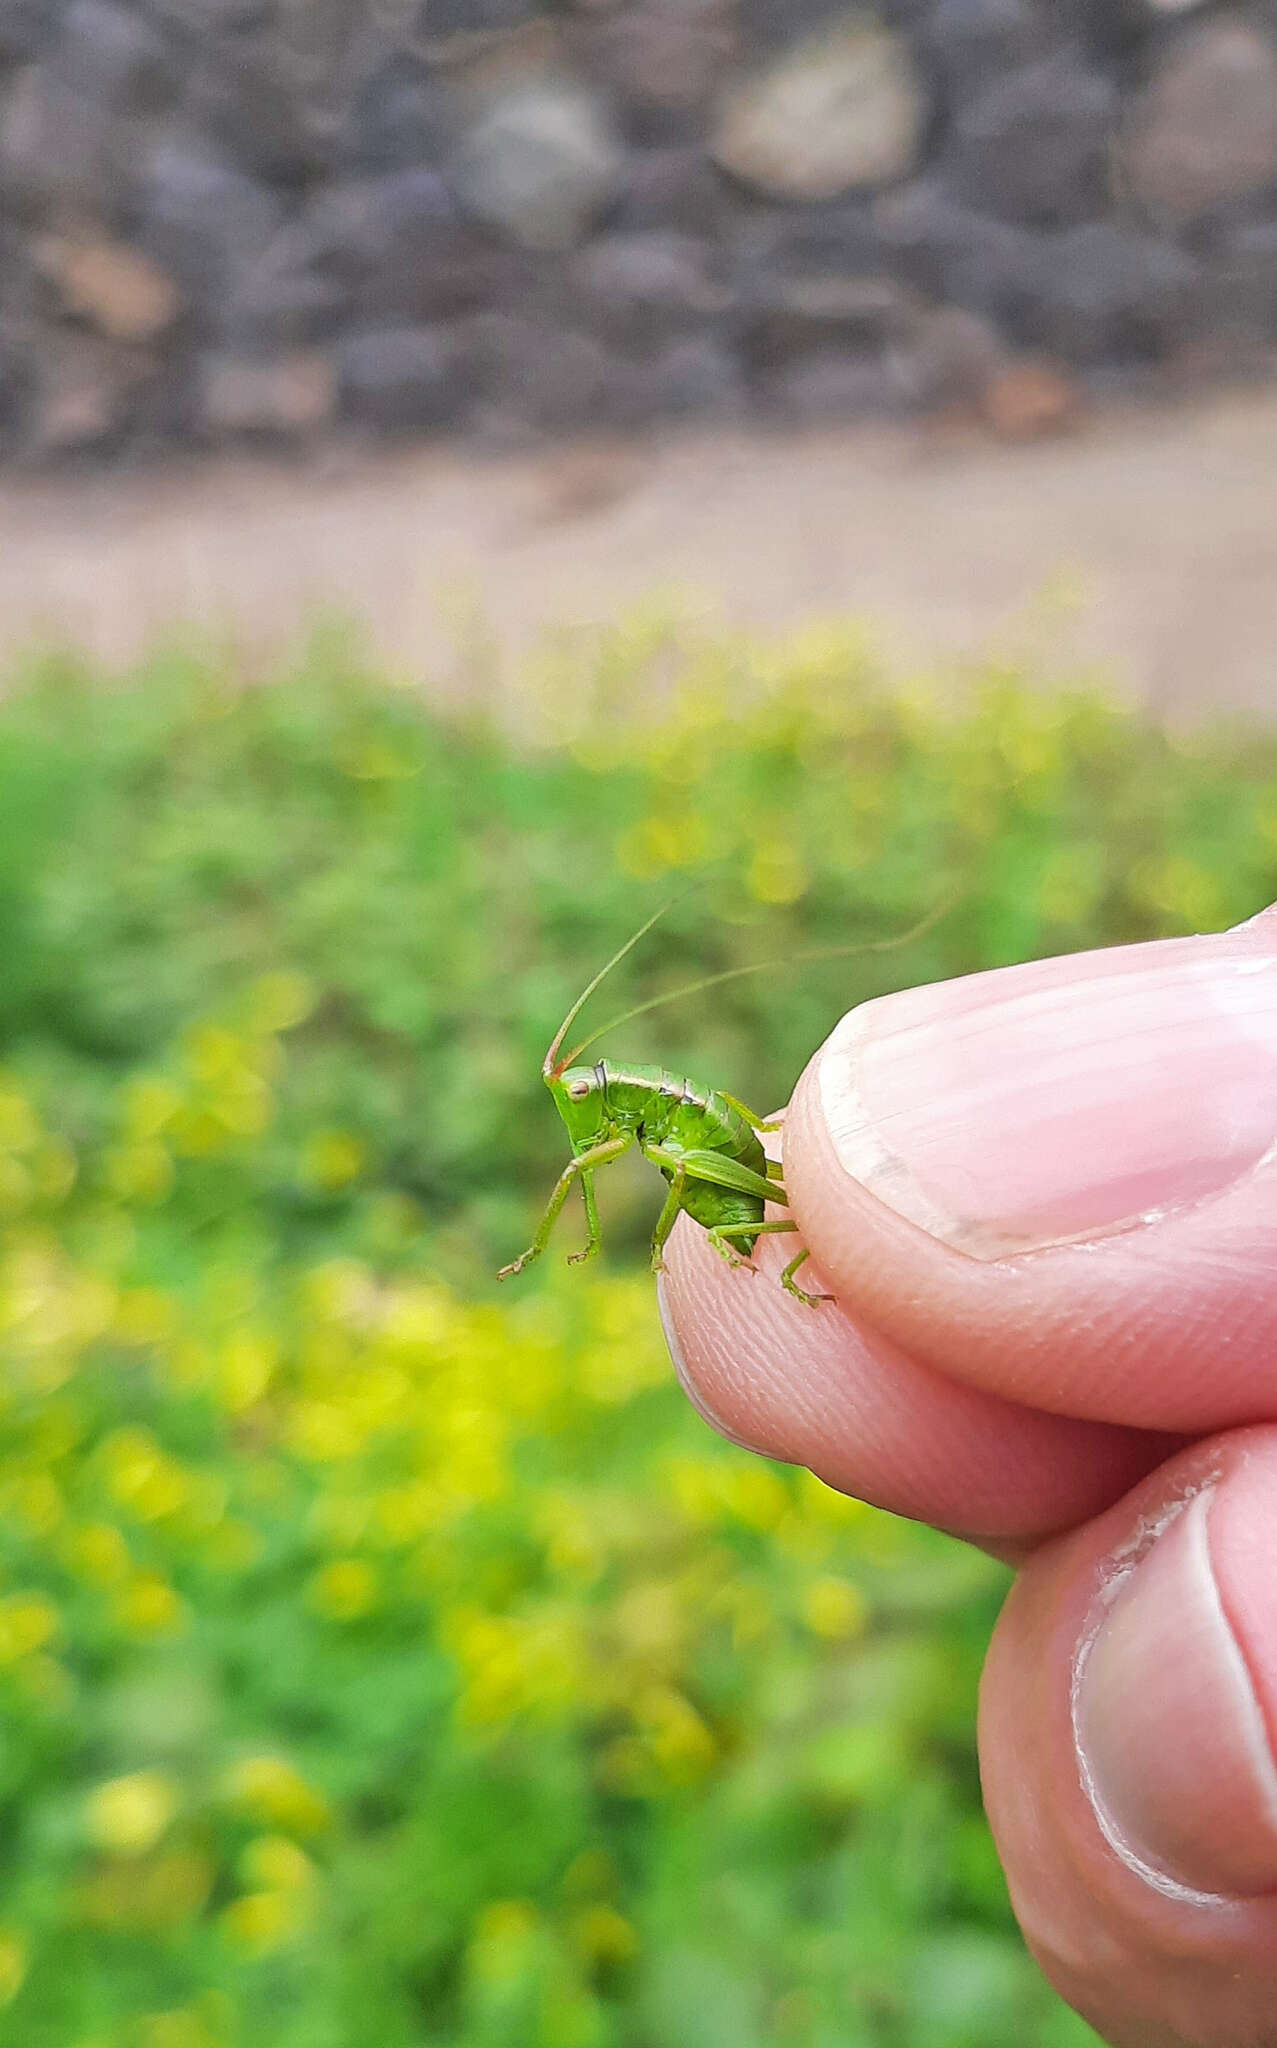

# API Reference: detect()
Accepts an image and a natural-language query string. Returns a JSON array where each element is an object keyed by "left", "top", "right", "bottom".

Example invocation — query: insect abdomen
[
  {"left": 677, "top": 1174, "right": 764, "bottom": 1252},
  {"left": 600, "top": 1063, "right": 769, "bottom": 1256}
]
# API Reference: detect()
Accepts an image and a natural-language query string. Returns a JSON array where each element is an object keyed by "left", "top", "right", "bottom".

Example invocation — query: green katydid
[{"left": 498, "top": 895, "right": 953, "bottom": 1308}]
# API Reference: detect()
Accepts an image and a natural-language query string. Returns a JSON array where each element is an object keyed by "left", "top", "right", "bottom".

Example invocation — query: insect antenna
[
  {"left": 558, "top": 891, "right": 960, "bottom": 1068},
  {"left": 543, "top": 888, "right": 698, "bottom": 1079}
]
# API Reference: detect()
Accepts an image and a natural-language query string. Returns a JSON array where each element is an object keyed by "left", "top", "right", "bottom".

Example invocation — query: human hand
[{"left": 658, "top": 907, "right": 1277, "bottom": 2048}]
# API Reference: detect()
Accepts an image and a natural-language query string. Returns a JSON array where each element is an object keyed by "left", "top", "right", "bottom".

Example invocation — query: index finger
[{"left": 783, "top": 906, "right": 1277, "bottom": 1434}]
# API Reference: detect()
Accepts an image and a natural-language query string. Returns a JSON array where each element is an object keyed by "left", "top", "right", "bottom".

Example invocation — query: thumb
[{"left": 983, "top": 1428, "right": 1277, "bottom": 2046}]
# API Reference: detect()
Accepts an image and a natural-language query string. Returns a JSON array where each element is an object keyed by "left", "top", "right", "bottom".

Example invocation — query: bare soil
[{"left": 1, "top": 387, "right": 1275, "bottom": 720}]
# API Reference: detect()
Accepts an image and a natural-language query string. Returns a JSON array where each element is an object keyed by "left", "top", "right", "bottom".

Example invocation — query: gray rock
[
  {"left": 1027, "top": 220, "right": 1198, "bottom": 358},
  {"left": 711, "top": 13, "right": 928, "bottom": 200},
  {"left": 737, "top": 0, "right": 865, "bottom": 48},
  {"left": 0, "top": 348, "right": 21, "bottom": 438},
  {"left": 356, "top": 168, "right": 502, "bottom": 318},
  {"left": 52, "top": 0, "right": 175, "bottom": 114},
  {"left": 1121, "top": 20, "right": 1277, "bottom": 224},
  {"left": 918, "top": 0, "right": 1049, "bottom": 96},
  {"left": 134, "top": 134, "right": 285, "bottom": 304},
  {"left": 570, "top": 230, "right": 731, "bottom": 344},
  {"left": 288, "top": 171, "right": 524, "bottom": 324},
  {"left": 765, "top": 348, "right": 907, "bottom": 418},
  {"left": 873, "top": 177, "right": 1045, "bottom": 337},
  {"left": 890, "top": 302, "right": 1006, "bottom": 406},
  {"left": 0, "top": 2, "right": 62, "bottom": 67},
  {"left": 944, "top": 52, "right": 1118, "bottom": 226},
  {"left": 1207, "top": 215, "right": 1277, "bottom": 340},
  {"left": 450, "top": 79, "right": 625, "bottom": 249},
  {"left": 732, "top": 198, "right": 883, "bottom": 281},
  {"left": 607, "top": 333, "right": 742, "bottom": 424},
  {"left": 743, "top": 266, "right": 921, "bottom": 365},
  {"left": 339, "top": 324, "right": 462, "bottom": 429},
  {"left": 346, "top": 55, "right": 455, "bottom": 173},
  {"left": 577, "top": 5, "right": 737, "bottom": 144},
  {"left": 26, "top": 330, "right": 152, "bottom": 455},
  {"left": 216, "top": 237, "right": 348, "bottom": 349},
  {"left": 293, "top": 170, "right": 459, "bottom": 277},
  {"left": 0, "top": 63, "right": 124, "bottom": 215},
  {"left": 411, "top": 0, "right": 544, "bottom": 60},
  {"left": 199, "top": 349, "right": 336, "bottom": 436},
  {"left": 183, "top": 32, "right": 345, "bottom": 186},
  {"left": 143, "top": 0, "right": 268, "bottom": 29},
  {"left": 612, "top": 147, "right": 730, "bottom": 234},
  {"left": 462, "top": 311, "right": 614, "bottom": 428}
]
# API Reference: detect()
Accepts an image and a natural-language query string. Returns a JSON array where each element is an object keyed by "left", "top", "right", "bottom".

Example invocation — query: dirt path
[{"left": 1, "top": 388, "right": 1275, "bottom": 718}]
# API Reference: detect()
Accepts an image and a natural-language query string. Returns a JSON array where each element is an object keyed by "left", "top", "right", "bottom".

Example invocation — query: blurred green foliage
[{"left": 0, "top": 616, "right": 1274, "bottom": 2047}]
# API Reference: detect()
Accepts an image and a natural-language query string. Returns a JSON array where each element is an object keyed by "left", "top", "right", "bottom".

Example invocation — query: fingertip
[{"left": 656, "top": 1205, "right": 1171, "bottom": 1542}]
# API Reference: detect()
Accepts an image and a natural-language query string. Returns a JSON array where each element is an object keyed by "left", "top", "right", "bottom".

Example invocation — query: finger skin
[
  {"left": 659, "top": 1215, "right": 1177, "bottom": 1546},
  {"left": 981, "top": 1430, "right": 1277, "bottom": 2048}
]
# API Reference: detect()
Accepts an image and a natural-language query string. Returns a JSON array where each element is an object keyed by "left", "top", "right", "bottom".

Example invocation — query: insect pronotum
[{"left": 498, "top": 896, "right": 952, "bottom": 1308}]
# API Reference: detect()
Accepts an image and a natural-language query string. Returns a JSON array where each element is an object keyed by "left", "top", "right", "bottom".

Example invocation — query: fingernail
[
  {"left": 1075, "top": 1489, "right": 1277, "bottom": 1897},
  {"left": 819, "top": 936, "right": 1277, "bottom": 1258}
]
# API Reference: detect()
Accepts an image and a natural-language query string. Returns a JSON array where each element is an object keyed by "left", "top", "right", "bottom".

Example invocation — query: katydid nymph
[{"left": 498, "top": 898, "right": 950, "bottom": 1309}]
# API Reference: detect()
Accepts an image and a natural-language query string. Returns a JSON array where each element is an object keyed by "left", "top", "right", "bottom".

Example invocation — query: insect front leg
[
  {"left": 567, "top": 1168, "right": 603, "bottom": 1266},
  {"left": 498, "top": 1135, "right": 633, "bottom": 1280}
]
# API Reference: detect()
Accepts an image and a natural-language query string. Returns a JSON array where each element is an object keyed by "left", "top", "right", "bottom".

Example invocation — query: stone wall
[{"left": 1, "top": 0, "right": 1276, "bottom": 458}]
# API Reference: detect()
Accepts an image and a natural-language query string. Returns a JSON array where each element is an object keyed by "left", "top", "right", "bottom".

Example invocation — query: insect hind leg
[
  {"left": 779, "top": 1247, "right": 833, "bottom": 1308},
  {"left": 707, "top": 1221, "right": 833, "bottom": 1308},
  {"left": 649, "top": 1167, "right": 687, "bottom": 1274},
  {"left": 719, "top": 1091, "right": 784, "bottom": 1134}
]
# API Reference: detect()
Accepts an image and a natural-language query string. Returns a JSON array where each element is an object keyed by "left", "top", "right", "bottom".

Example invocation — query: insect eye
[{"left": 568, "top": 1080, "right": 590, "bottom": 1101}]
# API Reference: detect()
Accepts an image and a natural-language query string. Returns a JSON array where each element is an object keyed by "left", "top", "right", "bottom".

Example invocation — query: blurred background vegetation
[{"left": 1, "top": 621, "right": 1275, "bottom": 2048}]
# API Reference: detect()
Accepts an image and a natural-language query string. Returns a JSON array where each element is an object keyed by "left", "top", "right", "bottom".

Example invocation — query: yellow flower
[
  {"left": 801, "top": 1576, "right": 869, "bottom": 1641},
  {"left": 62, "top": 1522, "right": 131, "bottom": 1588},
  {"left": 0, "top": 1593, "right": 59, "bottom": 1666},
  {"left": 103, "top": 1141, "right": 175, "bottom": 1206},
  {"left": 247, "top": 971, "right": 317, "bottom": 1035},
  {"left": 113, "top": 1575, "right": 186, "bottom": 1638},
  {"left": 468, "top": 1900, "right": 539, "bottom": 1984},
  {"left": 85, "top": 1770, "right": 179, "bottom": 1856},
  {"left": 3, "top": 1473, "right": 63, "bottom": 1535},
  {"left": 30, "top": 1136, "right": 76, "bottom": 1204},
  {"left": 219, "top": 1756, "right": 331, "bottom": 1838},
  {"left": 747, "top": 835, "right": 809, "bottom": 906},
  {"left": 99, "top": 1427, "right": 190, "bottom": 1521},
  {"left": 219, "top": 1887, "right": 307, "bottom": 1955},
  {"left": 298, "top": 1128, "right": 367, "bottom": 1193},
  {"left": 111, "top": 1290, "right": 177, "bottom": 1347},
  {"left": 634, "top": 1686, "right": 717, "bottom": 1784},
  {"left": 0, "top": 1089, "right": 40, "bottom": 1151},
  {"left": 0, "top": 1928, "right": 27, "bottom": 2006},
  {"left": 138, "top": 2006, "right": 222, "bottom": 2048},
  {"left": 238, "top": 1835, "right": 316, "bottom": 1893},
  {"left": 308, "top": 1559, "right": 379, "bottom": 1623},
  {"left": 122, "top": 1076, "right": 185, "bottom": 1141},
  {"left": 217, "top": 1331, "right": 277, "bottom": 1412},
  {"left": 573, "top": 1904, "right": 639, "bottom": 1968}
]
